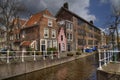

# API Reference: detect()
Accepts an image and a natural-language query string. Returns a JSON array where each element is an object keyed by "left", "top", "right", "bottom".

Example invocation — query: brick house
[
  {"left": 58, "top": 25, "right": 67, "bottom": 52},
  {"left": 56, "top": 3, "right": 101, "bottom": 51},
  {"left": 0, "top": 18, "right": 26, "bottom": 50},
  {"left": 12, "top": 18, "right": 26, "bottom": 50},
  {"left": 21, "top": 9, "right": 58, "bottom": 52},
  {"left": 20, "top": 24, "right": 39, "bottom": 51}
]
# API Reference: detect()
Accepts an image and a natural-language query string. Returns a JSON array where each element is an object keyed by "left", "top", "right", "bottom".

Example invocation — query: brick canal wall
[
  {"left": 97, "top": 70, "right": 120, "bottom": 80},
  {"left": 0, "top": 53, "right": 94, "bottom": 79},
  {"left": 97, "top": 62, "right": 120, "bottom": 80}
]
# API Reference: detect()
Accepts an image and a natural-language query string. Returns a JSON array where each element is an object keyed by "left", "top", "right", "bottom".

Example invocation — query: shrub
[
  {"left": 76, "top": 52, "right": 81, "bottom": 55},
  {"left": 67, "top": 53, "right": 73, "bottom": 56},
  {"left": 47, "top": 47, "right": 57, "bottom": 55},
  {"left": 26, "top": 47, "right": 33, "bottom": 55}
]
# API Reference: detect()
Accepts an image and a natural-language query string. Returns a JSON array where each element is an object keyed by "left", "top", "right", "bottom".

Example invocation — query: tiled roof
[
  {"left": 24, "top": 9, "right": 53, "bottom": 28},
  {"left": 20, "top": 41, "right": 31, "bottom": 46}
]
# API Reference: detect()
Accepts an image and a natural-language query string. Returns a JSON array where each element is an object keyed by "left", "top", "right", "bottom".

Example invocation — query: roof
[
  {"left": 23, "top": 9, "right": 54, "bottom": 28},
  {"left": 13, "top": 18, "right": 26, "bottom": 27},
  {"left": 20, "top": 41, "right": 31, "bottom": 46},
  {"left": 56, "top": 7, "right": 101, "bottom": 31}
]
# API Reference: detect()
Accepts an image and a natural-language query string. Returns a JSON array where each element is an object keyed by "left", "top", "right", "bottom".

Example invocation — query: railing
[
  {"left": 0, "top": 50, "right": 61, "bottom": 64},
  {"left": 98, "top": 49, "right": 118, "bottom": 70}
]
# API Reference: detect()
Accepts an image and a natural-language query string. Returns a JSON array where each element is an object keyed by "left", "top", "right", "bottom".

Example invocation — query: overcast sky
[{"left": 20, "top": 0, "right": 120, "bottom": 28}]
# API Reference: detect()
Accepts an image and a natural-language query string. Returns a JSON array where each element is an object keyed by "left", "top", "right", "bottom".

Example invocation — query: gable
[{"left": 56, "top": 7, "right": 73, "bottom": 22}]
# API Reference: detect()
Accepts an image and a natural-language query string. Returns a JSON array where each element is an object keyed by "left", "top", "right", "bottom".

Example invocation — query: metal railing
[
  {"left": 98, "top": 50, "right": 119, "bottom": 70},
  {"left": 0, "top": 50, "right": 61, "bottom": 64}
]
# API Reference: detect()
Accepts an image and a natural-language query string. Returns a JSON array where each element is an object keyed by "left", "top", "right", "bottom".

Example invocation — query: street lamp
[{"left": 109, "top": 25, "right": 116, "bottom": 61}]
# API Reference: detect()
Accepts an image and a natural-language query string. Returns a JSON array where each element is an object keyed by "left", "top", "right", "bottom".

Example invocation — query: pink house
[{"left": 58, "top": 27, "right": 67, "bottom": 52}]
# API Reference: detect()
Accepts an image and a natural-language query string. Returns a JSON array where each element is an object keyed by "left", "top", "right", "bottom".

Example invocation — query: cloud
[
  {"left": 100, "top": 0, "right": 120, "bottom": 15},
  {"left": 110, "top": 0, "right": 120, "bottom": 14},
  {"left": 70, "top": 0, "right": 96, "bottom": 21},
  {"left": 100, "top": 0, "right": 109, "bottom": 3},
  {"left": 20, "top": 0, "right": 96, "bottom": 21}
]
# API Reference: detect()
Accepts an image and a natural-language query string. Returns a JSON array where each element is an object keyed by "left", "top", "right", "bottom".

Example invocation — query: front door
[
  {"left": 67, "top": 43, "right": 71, "bottom": 51},
  {"left": 59, "top": 43, "right": 61, "bottom": 51},
  {"left": 41, "top": 45, "right": 45, "bottom": 52}
]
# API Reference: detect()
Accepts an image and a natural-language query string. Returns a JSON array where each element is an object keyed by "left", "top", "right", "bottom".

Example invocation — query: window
[
  {"left": 88, "top": 26, "right": 93, "bottom": 30},
  {"left": 67, "top": 33, "right": 72, "bottom": 41},
  {"left": 47, "top": 40, "right": 52, "bottom": 48},
  {"left": 67, "top": 33, "right": 69, "bottom": 39},
  {"left": 88, "top": 40, "right": 93, "bottom": 45},
  {"left": 78, "top": 29, "right": 86, "bottom": 36},
  {"left": 70, "top": 34, "right": 72, "bottom": 40},
  {"left": 52, "top": 29, "right": 56, "bottom": 38},
  {"left": 22, "top": 31, "right": 25, "bottom": 38},
  {"left": 62, "top": 43, "right": 65, "bottom": 50},
  {"left": 48, "top": 19, "right": 53, "bottom": 27},
  {"left": 66, "top": 22, "right": 73, "bottom": 31},
  {"left": 61, "top": 35, "right": 63, "bottom": 41},
  {"left": 78, "top": 39, "right": 82, "bottom": 45},
  {"left": 44, "top": 28, "right": 49, "bottom": 38},
  {"left": 77, "top": 19, "right": 84, "bottom": 25},
  {"left": 53, "top": 40, "right": 57, "bottom": 48}
]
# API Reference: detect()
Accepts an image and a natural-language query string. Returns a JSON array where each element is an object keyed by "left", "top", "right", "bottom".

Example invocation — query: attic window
[{"left": 48, "top": 19, "right": 52, "bottom": 27}]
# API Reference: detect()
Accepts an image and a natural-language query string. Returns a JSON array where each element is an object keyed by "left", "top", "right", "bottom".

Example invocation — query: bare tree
[
  {"left": 0, "top": 0, "right": 26, "bottom": 48},
  {"left": 111, "top": 5, "right": 120, "bottom": 59}
]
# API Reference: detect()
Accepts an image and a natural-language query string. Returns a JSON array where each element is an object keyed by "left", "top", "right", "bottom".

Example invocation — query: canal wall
[
  {"left": 97, "top": 62, "right": 120, "bottom": 80},
  {"left": 0, "top": 53, "right": 94, "bottom": 80},
  {"left": 97, "top": 70, "right": 120, "bottom": 80}
]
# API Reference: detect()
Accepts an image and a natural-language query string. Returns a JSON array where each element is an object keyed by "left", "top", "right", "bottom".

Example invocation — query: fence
[
  {"left": 0, "top": 50, "right": 83, "bottom": 64},
  {"left": 98, "top": 49, "right": 119, "bottom": 70},
  {"left": 0, "top": 50, "right": 61, "bottom": 64}
]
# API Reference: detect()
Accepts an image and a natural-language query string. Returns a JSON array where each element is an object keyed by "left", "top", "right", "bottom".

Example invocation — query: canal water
[{"left": 4, "top": 54, "right": 99, "bottom": 80}]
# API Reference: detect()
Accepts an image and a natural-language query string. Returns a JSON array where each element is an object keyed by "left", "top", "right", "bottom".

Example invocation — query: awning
[{"left": 20, "top": 41, "right": 31, "bottom": 47}]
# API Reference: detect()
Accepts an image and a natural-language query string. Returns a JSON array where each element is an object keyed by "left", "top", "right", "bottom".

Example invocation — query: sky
[{"left": 20, "top": 0, "right": 120, "bottom": 29}]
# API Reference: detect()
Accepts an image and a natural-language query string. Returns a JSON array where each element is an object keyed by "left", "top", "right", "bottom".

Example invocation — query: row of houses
[{"left": 0, "top": 3, "right": 106, "bottom": 52}]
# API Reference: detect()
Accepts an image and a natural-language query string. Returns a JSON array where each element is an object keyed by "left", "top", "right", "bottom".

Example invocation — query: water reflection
[{"left": 4, "top": 54, "right": 98, "bottom": 80}]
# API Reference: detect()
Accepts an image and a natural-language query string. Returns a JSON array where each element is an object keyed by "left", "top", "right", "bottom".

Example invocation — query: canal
[{"left": 4, "top": 54, "right": 99, "bottom": 80}]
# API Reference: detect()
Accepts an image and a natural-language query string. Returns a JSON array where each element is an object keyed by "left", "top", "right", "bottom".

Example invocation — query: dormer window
[{"left": 48, "top": 19, "right": 52, "bottom": 27}]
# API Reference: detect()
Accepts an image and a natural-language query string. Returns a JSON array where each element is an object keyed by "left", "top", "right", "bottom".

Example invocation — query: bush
[
  {"left": 32, "top": 51, "right": 42, "bottom": 55},
  {"left": 26, "top": 47, "right": 33, "bottom": 55},
  {"left": 47, "top": 47, "right": 57, "bottom": 55},
  {"left": 76, "top": 52, "right": 81, "bottom": 55},
  {"left": 36, "top": 52, "right": 42, "bottom": 55},
  {"left": 67, "top": 53, "right": 73, "bottom": 56}
]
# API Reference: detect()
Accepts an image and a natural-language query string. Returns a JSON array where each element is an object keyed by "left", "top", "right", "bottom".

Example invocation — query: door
[
  {"left": 67, "top": 43, "right": 71, "bottom": 51},
  {"left": 59, "top": 43, "right": 61, "bottom": 51}
]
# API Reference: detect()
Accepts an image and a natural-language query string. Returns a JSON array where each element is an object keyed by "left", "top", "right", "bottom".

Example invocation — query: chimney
[
  {"left": 90, "top": 20, "right": 93, "bottom": 24},
  {"left": 63, "top": 2, "right": 69, "bottom": 9}
]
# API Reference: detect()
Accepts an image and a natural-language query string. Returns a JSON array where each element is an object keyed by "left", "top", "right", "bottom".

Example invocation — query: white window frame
[
  {"left": 53, "top": 40, "right": 57, "bottom": 48},
  {"left": 22, "top": 31, "right": 25, "bottom": 38},
  {"left": 52, "top": 29, "right": 56, "bottom": 38},
  {"left": 66, "top": 22, "right": 73, "bottom": 31},
  {"left": 47, "top": 40, "right": 52, "bottom": 48},
  {"left": 44, "top": 28, "right": 49, "bottom": 38},
  {"left": 67, "top": 33, "right": 73, "bottom": 41},
  {"left": 48, "top": 19, "right": 53, "bottom": 27}
]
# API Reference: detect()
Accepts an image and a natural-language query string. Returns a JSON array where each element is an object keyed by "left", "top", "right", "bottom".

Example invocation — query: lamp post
[{"left": 109, "top": 25, "right": 116, "bottom": 61}]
